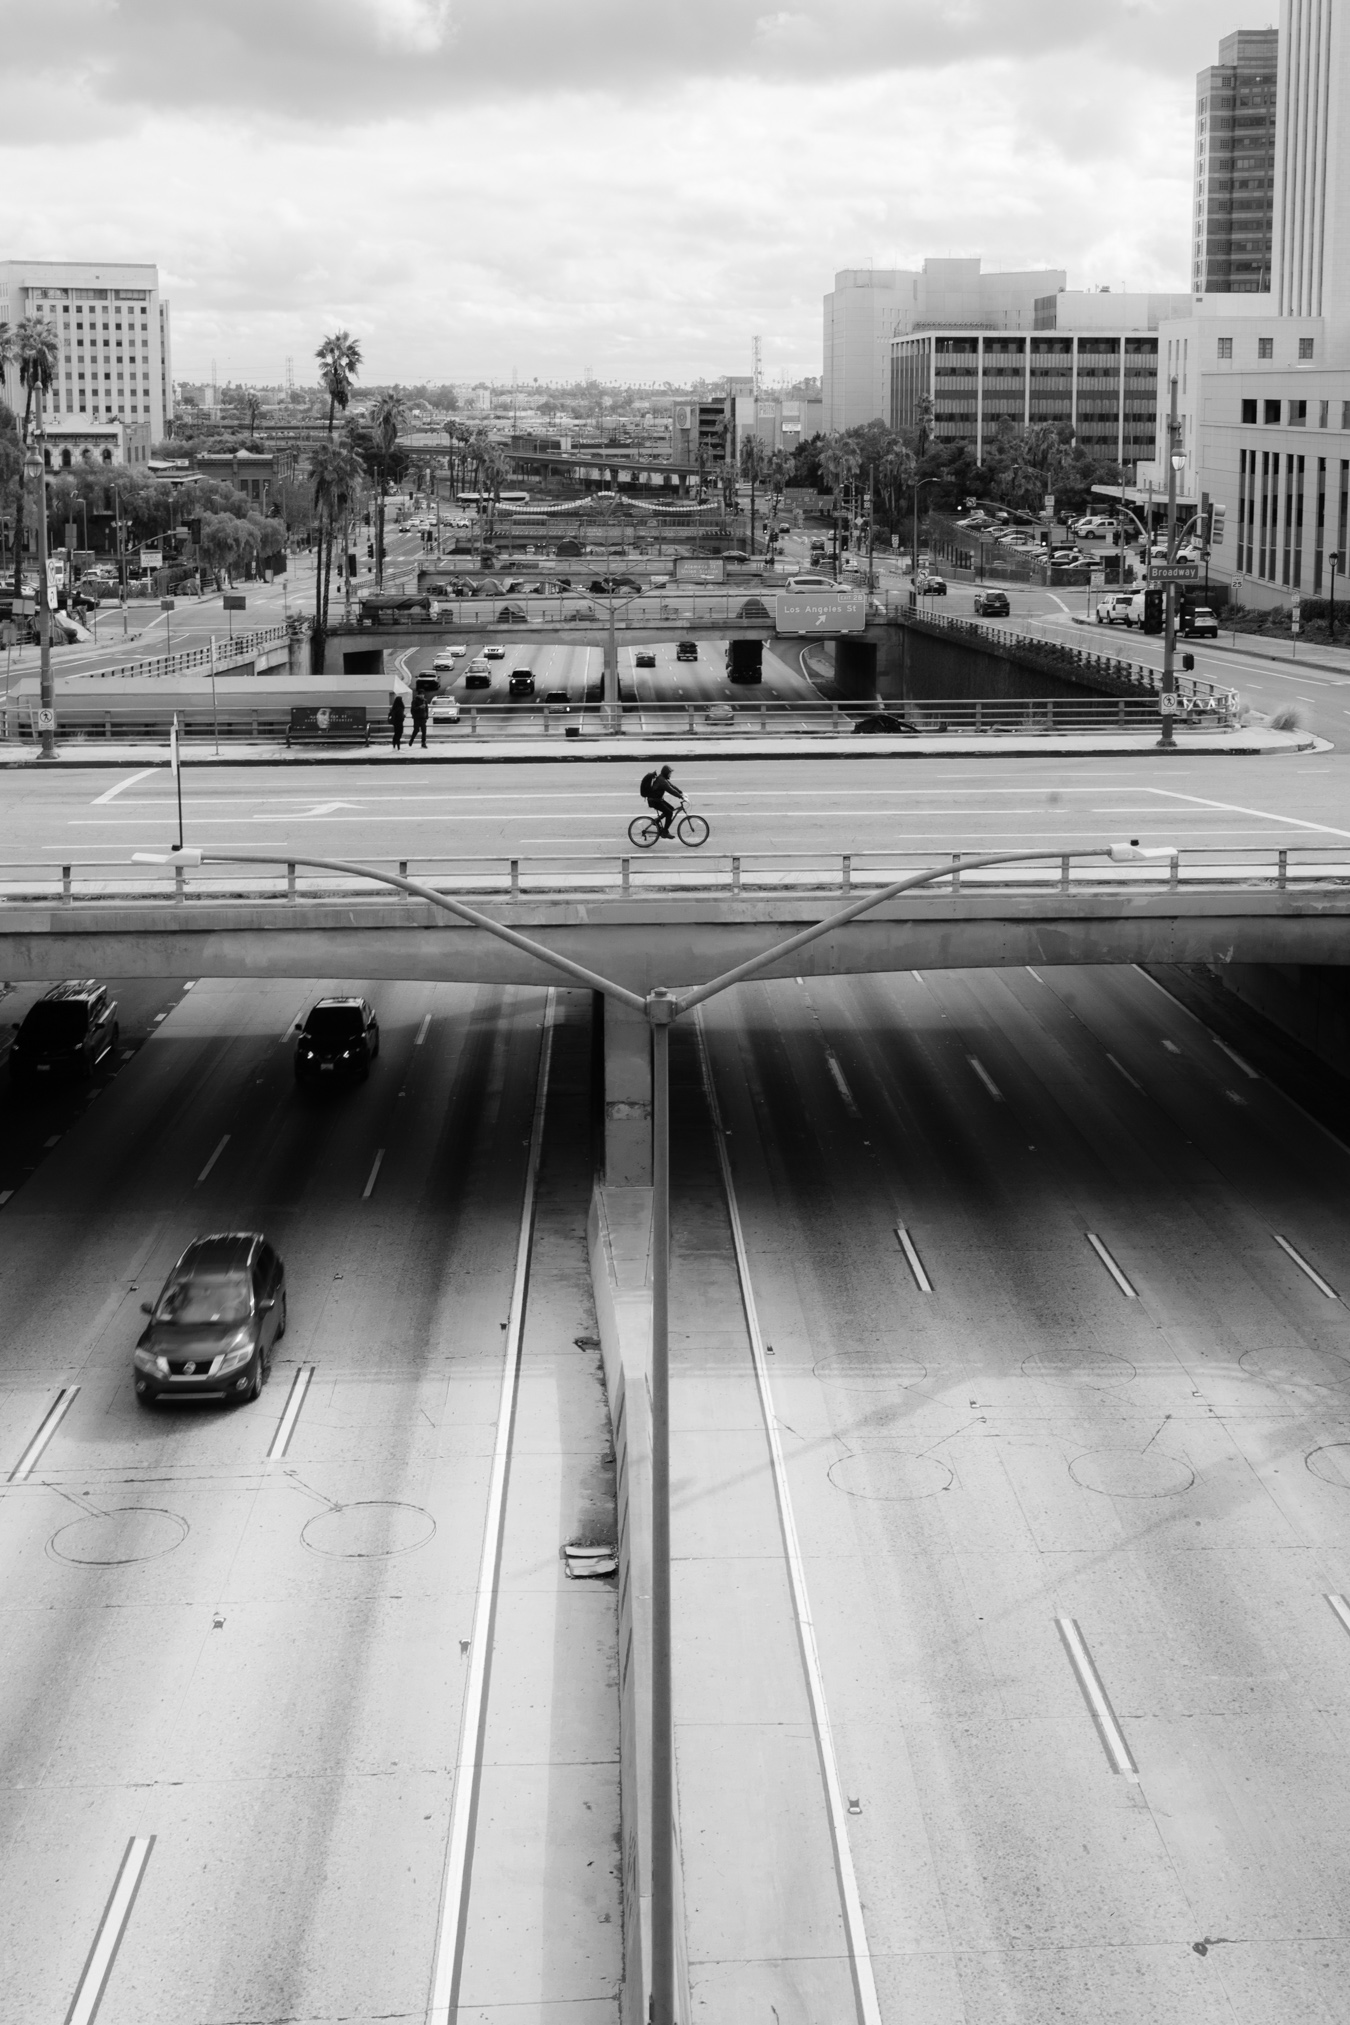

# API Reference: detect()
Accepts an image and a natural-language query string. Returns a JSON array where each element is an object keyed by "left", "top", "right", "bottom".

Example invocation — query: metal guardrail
[{"left": 2, "top": 846, "right": 1346, "bottom": 910}]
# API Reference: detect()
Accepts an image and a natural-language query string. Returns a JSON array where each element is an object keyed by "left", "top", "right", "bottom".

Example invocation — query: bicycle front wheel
[
  {"left": 627, "top": 815, "right": 661, "bottom": 849},
  {"left": 676, "top": 813, "right": 710, "bottom": 848}
]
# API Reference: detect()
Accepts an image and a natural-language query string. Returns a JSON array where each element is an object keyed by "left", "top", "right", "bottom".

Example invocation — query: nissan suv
[
  {"left": 9, "top": 980, "right": 119, "bottom": 1085},
  {"left": 135, "top": 1232, "right": 286, "bottom": 1407},
  {"left": 294, "top": 997, "right": 380, "bottom": 1086}
]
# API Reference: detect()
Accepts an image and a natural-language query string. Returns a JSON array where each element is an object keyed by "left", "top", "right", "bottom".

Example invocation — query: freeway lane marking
[
  {"left": 90, "top": 767, "right": 157, "bottom": 805},
  {"left": 415, "top": 1013, "right": 432, "bottom": 1045},
  {"left": 63, "top": 1834, "right": 156, "bottom": 2025},
  {"left": 895, "top": 1226, "right": 933, "bottom": 1293},
  {"left": 1055, "top": 1620, "right": 1138, "bottom": 1778},
  {"left": 362, "top": 1148, "right": 385, "bottom": 1199},
  {"left": 1273, "top": 1232, "right": 1339, "bottom": 1300},
  {"left": 1106, "top": 1053, "right": 1143, "bottom": 1092},
  {"left": 1214, "top": 1036, "right": 1258, "bottom": 1078},
  {"left": 823, "top": 1049, "right": 861, "bottom": 1116},
  {"left": 196, "top": 1134, "right": 230, "bottom": 1184},
  {"left": 8, "top": 1385, "right": 80, "bottom": 1482},
  {"left": 1086, "top": 1232, "right": 1137, "bottom": 1297},
  {"left": 1326, "top": 1594, "right": 1350, "bottom": 1638},
  {"left": 267, "top": 1364, "right": 314, "bottom": 1461},
  {"left": 967, "top": 1055, "right": 1003, "bottom": 1101}
]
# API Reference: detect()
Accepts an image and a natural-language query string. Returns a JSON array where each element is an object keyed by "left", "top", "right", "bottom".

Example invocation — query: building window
[
  {"left": 1321, "top": 401, "right": 1330, "bottom": 428},
  {"left": 1291, "top": 400, "right": 1308, "bottom": 426},
  {"left": 1218, "top": 336, "right": 1233, "bottom": 359},
  {"left": 1259, "top": 336, "right": 1274, "bottom": 359},
  {"left": 1316, "top": 456, "right": 1327, "bottom": 591},
  {"left": 1264, "top": 399, "right": 1282, "bottom": 423},
  {"left": 1299, "top": 337, "right": 1315, "bottom": 359},
  {"left": 1242, "top": 398, "right": 1258, "bottom": 423}
]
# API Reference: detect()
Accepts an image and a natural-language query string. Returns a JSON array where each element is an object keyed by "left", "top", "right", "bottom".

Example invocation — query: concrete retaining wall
[
  {"left": 1198, "top": 959, "right": 1350, "bottom": 1075},
  {"left": 587, "top": 1184, "right": 690, "bottom": 2025}
]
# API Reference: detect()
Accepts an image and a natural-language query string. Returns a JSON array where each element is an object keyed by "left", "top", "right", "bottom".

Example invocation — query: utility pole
[{"left": 1159, "top": 375, "right": 1180, "bottom": 752}]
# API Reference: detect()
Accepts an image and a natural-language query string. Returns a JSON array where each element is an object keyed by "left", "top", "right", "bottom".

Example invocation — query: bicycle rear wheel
[
  {"left": 627, "top": 815, "right": 661, "bottom": 849},
  {"left": 677, "top": 813, "right": 710, "bottom": 848}
]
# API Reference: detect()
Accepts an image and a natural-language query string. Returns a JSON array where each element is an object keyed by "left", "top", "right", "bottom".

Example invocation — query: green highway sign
[{"left": 1152, "top": 562, "right": 1200, "bottom": 583}]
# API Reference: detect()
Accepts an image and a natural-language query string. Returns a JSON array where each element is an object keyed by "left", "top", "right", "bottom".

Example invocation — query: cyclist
[{"left": 639, "top": 763, "right": 684, "bottom": 839}]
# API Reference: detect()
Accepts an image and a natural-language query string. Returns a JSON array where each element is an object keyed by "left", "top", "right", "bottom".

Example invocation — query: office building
[
  {"left": 0, "top": 260, "right": 172, "bottom": 441},
  {"left": 1194, "top": 29, "right": 1279, "bottom": 294},
  {"left": 823, "top": 258, "right": 1065, "bottom": 432}
]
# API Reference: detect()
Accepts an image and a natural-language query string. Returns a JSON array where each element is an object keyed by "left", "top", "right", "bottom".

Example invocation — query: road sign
[
  {"left": 37, "top": 707, "right": 54, "bottom": 729},
  {"left": 140, "top": 548, "right": 162, "bottom": 569},
  {"left": 774, "top": 594, "right": 867, "bottom": 635},
  {"left": 1152, "top": 562, "right": 1200, "bottom": 583},
  {"left": 160, "top": 598, "right": 176, "bottom": 612},
  {"left": 223, "top": 594, "right": 247, "bottom": 611},
  {"left": 1159, "top": 691, "right": 1177, "bottom": 714}
]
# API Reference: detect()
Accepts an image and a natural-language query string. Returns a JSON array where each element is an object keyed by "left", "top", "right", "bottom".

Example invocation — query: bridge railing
[{"left": 2, "top": 845, "right": 1346, "bottom": 909}]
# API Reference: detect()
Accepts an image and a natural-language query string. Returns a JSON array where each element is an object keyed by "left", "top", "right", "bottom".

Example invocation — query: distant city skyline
[{"left": 4, "top": 0, "right": 1265, "bottom": 385}]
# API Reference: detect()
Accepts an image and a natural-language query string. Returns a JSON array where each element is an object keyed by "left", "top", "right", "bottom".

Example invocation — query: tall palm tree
[
  {"left": 739, "top": 434, "right": 768, "bottom": 555},
  {"left": 315, "top": 330, "right": 362, "bottom": 436},
  {"left": 364, "top": 392, "right": 405, "bottom": 587},
  {"left": 308, "top": 438, "right": 359, "bottom": 669},
  {"left": 10, "top": 316, "right": 59, "bottom": 596}
]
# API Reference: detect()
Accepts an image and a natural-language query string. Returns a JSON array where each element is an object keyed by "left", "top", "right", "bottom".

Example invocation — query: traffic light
[
  {"left": 188, "top": 517, "right": 202, "bottom": 545},
  {"left": 1210, "top": 504, "right": 1226, "bottom": 546},
  {"left": 1143, "top": 589, "right": 1164, "bottom": 634}
]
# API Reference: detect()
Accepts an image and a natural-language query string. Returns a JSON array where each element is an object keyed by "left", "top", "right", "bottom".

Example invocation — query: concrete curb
[
  {"left": 587, "top": 1183, "right": 691, "bottom": 2025},
  {"left": 0, "top": 728, "right": 1322, "bottom": 769}
]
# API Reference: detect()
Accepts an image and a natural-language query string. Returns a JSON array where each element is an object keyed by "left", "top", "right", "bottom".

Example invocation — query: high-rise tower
[{"left": 1193, "top": 28, "right": 1279, "bottom": 295}]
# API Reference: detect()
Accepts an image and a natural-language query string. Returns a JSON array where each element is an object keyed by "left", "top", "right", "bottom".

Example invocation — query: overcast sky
[{"left": 4, "top": 0, "right": 1272, "bottom": 389}]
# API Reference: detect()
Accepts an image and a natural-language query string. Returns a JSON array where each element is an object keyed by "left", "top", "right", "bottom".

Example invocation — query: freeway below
[
  {"left": 3, "top": 745, "right": 1349, "bottom": 868},
  {"left": 391, "top": 632, "right": 819, "bottom": 719}
]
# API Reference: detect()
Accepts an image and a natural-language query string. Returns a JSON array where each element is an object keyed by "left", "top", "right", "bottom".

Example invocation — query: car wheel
[
  {"left": 248, "top": 1355, "right": 264, "bottom": 1402},
  {"left": 137, "top": 1391, "right": 158, "bottom": 1410},
  {"left": 276, "top": 1291, "right": 287, "bottom": 1341}
]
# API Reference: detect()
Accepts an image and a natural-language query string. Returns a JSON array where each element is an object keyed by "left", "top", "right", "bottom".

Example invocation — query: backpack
[{"left": 640, "top": 771, "right": 658, "bottom": 803}]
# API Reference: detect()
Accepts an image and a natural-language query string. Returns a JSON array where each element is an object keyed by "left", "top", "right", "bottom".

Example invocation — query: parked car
[
  {"left": 1182, "top": 606, "right": 1220, "bottom": 639},
  {"left": 676, "top": 640, "right": 698, "bottom": 661},
  {"left": 134, "top": 1232, "right": 286, "bottom": 1407},
  {"left": 9, "top": 980, "right": 119, "bottom": 1086},
  {"left": 295, "top": 996, "right": 380, "bottom": 1086},
  {"left": 635, "top": 650, "right": 657, "bottom": 667},
  {"left": 914, "top": 573, "right": 947, "bottom": 595},
  {"left": 1074, "top": 516, "right": 1112, "bottom": 538},
  {"left": 508, "top": 668, "right": 536, "bottom": 697},
  {"left": 1048, "top": 548, "right": 1084, "bottom": 567},
  {"left": 972, "top": 590, "right": 1010, "bottom": 617}
]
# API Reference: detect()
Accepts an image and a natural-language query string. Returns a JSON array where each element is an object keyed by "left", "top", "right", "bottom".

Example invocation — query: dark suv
[
  {"left": 9, "top": 980, "right": 119, "bottom": 1085},
  {"left": 973, "top": 590, "right": 1010, "bottom": 617},
  {"left": 134, "top": 1232, "right": 286, "bottom": 1406},
  {"left": 295, "top": 997, "right": 380, "bottom": 1085},
  {"left": 676, "top": 640, "right": 698, "bottom": 662}
]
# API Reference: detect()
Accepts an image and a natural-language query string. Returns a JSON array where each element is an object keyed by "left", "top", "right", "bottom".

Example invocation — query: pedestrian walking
[
  {"left": 389, "top": 693, "right": 405, "bottom": 749},
  {"left": 409, "top": 691, "right": 429, "bottom": 750}
]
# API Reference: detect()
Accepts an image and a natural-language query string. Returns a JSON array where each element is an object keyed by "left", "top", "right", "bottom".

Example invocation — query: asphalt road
[
  {"left": 0, "top": 974, "right": 619, "bottom": 2024},
  {"left": 682, "top": 961, "right": 1350, "bottom": 2021},
  {"left": 4, "top": 748, "right": 1349, "bottom": 872}
]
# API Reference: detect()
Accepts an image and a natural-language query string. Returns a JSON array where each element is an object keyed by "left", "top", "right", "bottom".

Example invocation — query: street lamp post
[
  {"left": 1330, "top": 551, "right": 1342, "bottom": 639},
  {"left": 1159, "top": 376, "right": 1184, "bottom": 753},
  {"left": 131, "top": 833, "right": 1176, "bottom": 2025},
  {"left": 23, "top": 410, "right": 55, "bottom": 761}
]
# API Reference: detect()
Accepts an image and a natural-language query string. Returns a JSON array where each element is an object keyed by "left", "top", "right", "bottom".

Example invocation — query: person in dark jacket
[
  {"left": 409, "top": 690, "right": 429, "bottom": 750},
  {"left": 389, "top": 693, "right": 406, "bottom": 749}
]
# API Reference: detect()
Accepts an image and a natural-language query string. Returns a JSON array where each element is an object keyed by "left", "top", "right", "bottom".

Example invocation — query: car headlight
[
  {"left": 218, "top": 1339, "right": 256, "bottom": 1374},
  {"left": 134, "top": 1346, "right": 167, "bottom": 1374}
]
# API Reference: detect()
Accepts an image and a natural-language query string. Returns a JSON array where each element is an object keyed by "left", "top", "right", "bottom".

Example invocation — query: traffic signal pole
[{"left": 1159, "top": 376, "right": 1180, "bottom": 752}]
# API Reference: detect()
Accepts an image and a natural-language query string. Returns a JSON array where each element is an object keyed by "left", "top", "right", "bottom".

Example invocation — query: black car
[
  {"left": 295, "top": 996, "right": 380, "bottom": 1085},
  {"left": 9, "top": 980, "right": 119, "bottom": 1085},
  {"left": 509, "top": 668, "right": 536, "bottom": 696},
  {"left": 676, "top": 641, "right": 698, "bottom": 662},
  {"left": 973, "top": 590, "right": 1010, "bottom": 617},
  {"left": 635, "top": 650, "right": 656, "bottom": 668},
  {"left": 134, "top": 1232, "right": 285, "bottom": 1407}
]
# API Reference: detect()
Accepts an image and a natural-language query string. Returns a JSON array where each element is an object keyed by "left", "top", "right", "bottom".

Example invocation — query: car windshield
[
  {"left": 304, "top": 1006, "right": 364, "bottom": 1041},
  {"left": 157, "top": 1272, "right": 251, "bottom": 1326},
  {"left": 21, "top": 1002, "right": 88, "bottom": 1044}
]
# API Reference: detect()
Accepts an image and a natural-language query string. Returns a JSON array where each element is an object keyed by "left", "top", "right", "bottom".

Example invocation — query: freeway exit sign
[{"left": 1152, "top": 562, "right": 1200, "bottom": 583}]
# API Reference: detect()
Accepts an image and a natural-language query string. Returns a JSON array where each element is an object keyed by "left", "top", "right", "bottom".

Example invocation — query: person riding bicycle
[{"left": 639, "top": 764, "right": 684, "bottom": 840}]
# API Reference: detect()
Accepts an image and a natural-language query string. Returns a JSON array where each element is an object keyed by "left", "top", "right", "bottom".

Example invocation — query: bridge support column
[
  {"left": 602, "top": 994, "right": 652, "bottom": 1187},
  {"left": 833, "top": 637, "right": 878, "bottom": 699}
]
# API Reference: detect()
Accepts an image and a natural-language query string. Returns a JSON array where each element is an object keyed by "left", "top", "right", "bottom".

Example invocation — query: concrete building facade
[
  {"left": 823, "top": 258, "right": 1066, "bottom": 432},
  {"left": 0, "top": 260, "right": 172, "bottom": 440},
  {"left": 1194, "top": 29, "right": 1279, "bottom": 294}
]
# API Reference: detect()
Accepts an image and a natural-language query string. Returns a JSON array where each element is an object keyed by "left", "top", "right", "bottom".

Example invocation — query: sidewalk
[{"left": 0, "top": 724, "right": 1325, "bottom": 769}]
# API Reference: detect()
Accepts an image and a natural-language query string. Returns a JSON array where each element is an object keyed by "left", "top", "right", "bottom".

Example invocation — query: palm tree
[
  {"left": 10, "top": 316, "right": 59, "bottom": 596},
  {"left": 308, "top": 438, "right": 359, "bottom": 668},
  {"left": 315, "top": 330, "right": 362, "bottom": 436},
  {"left": 363, "top": 392, "right": 405, "bottom": 587},
  {"left": 739, "top": 434, "right": 768, "bottom": 555},
  {"left": 818, "top": 432, "right": 862, "bottom": 572}
]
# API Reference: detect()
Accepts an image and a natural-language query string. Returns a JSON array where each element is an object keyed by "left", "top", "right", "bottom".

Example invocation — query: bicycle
[{"left": 627, "top": 806, "right": 710, "bottom": 849}]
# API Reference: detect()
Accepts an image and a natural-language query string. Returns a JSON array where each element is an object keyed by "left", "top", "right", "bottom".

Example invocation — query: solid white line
[
  {"left": 1214, "top": 1036, "right": 1258, "bottom": 1079},
  {"left": 415, "top": 1013, "right": 432, "bottom": 1046},
  {"left": 196, "top": 1135, "right": 229, "bottom": 1184},
  {"left": 1327, "top": 1593, "right": 1350, "bottom": 1638},
  {"left": 9, "top": 1385, "right": 80, "bottom": 1482},
  {"left": 695, "top": 1012, "right": 883, "bottom": 2025},
  {"left": 63, "top": 1833, "right": 155, "bottom": 2025},
  {"left": 1161, "top": 1039, "right": 1182, "bottom": 1054},
  {"left": 1026, "top": 966, "right": 1045, "bottom": 983},
  {"left": 1106, "top": 1052, "right": 1143, "bottom": 1092},
  {"left": 968, "top": 1054, "right": 1003, "bottom": 1100},
  {"left": 1273, "top": 1232, "right": 1338, "bottom": 1300},
  {"left": 1056, "top": 1619, "right": 1138, "bottom": 1777},
  {"left": 895, "top": 1225, "right": 933, "bottom": 1293},
  {"left": 91, "top": 767, "right": 157, "bottom": 806},
  {"left": 362, "top": 1149, "right": 386, "bottom": 1199},
  {"left": 266, "top": 1364, "right": 314, "bottom": 1461},
  {"left": 427, "top": 991, "right": 555, "bottom": 2025},
  {"left": 824, "top": 1050, "right": 861, "bottom": 1117},
  {"left": 0, "top": 1190, "right": 12, "bottom": 1206},
  {"left": 1086, "top": 1232, "right": 1137, "bottom": 1298}
]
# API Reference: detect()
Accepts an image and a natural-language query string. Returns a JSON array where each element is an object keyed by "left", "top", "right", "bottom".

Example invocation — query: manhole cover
[
  {"left": 301, "top": 1501, "right": 436, "bottom": 1559},
  {"left": 828, "top": 1451, "right": 952, "bottom": 1499},
  {"left": 51, "top": 1506, "right": 189, "bottom": 1566},
  {"left": 1069, "top": 1449, "right": 1195, "bottom": 1497},
  {"left": 1022, "top": 1348, "right": 1136, "bottom": 1387},
  {"left": 815, "top": 1356, "right": 927, "bottom": 1389}
]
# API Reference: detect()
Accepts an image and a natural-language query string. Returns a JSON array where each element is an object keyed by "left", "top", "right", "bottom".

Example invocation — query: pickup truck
[{"left": 1095, "top": 593, "right": 1139, "bottom": 627}]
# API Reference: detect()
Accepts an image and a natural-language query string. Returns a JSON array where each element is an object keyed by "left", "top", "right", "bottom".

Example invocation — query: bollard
[{"left": 287, "top": 862, "right": 296, "bottom": 903}]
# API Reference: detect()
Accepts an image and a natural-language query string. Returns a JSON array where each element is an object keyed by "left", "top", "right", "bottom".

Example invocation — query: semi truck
[{"left": 725, "top": 638, "right": 763, "bottom": 684}]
